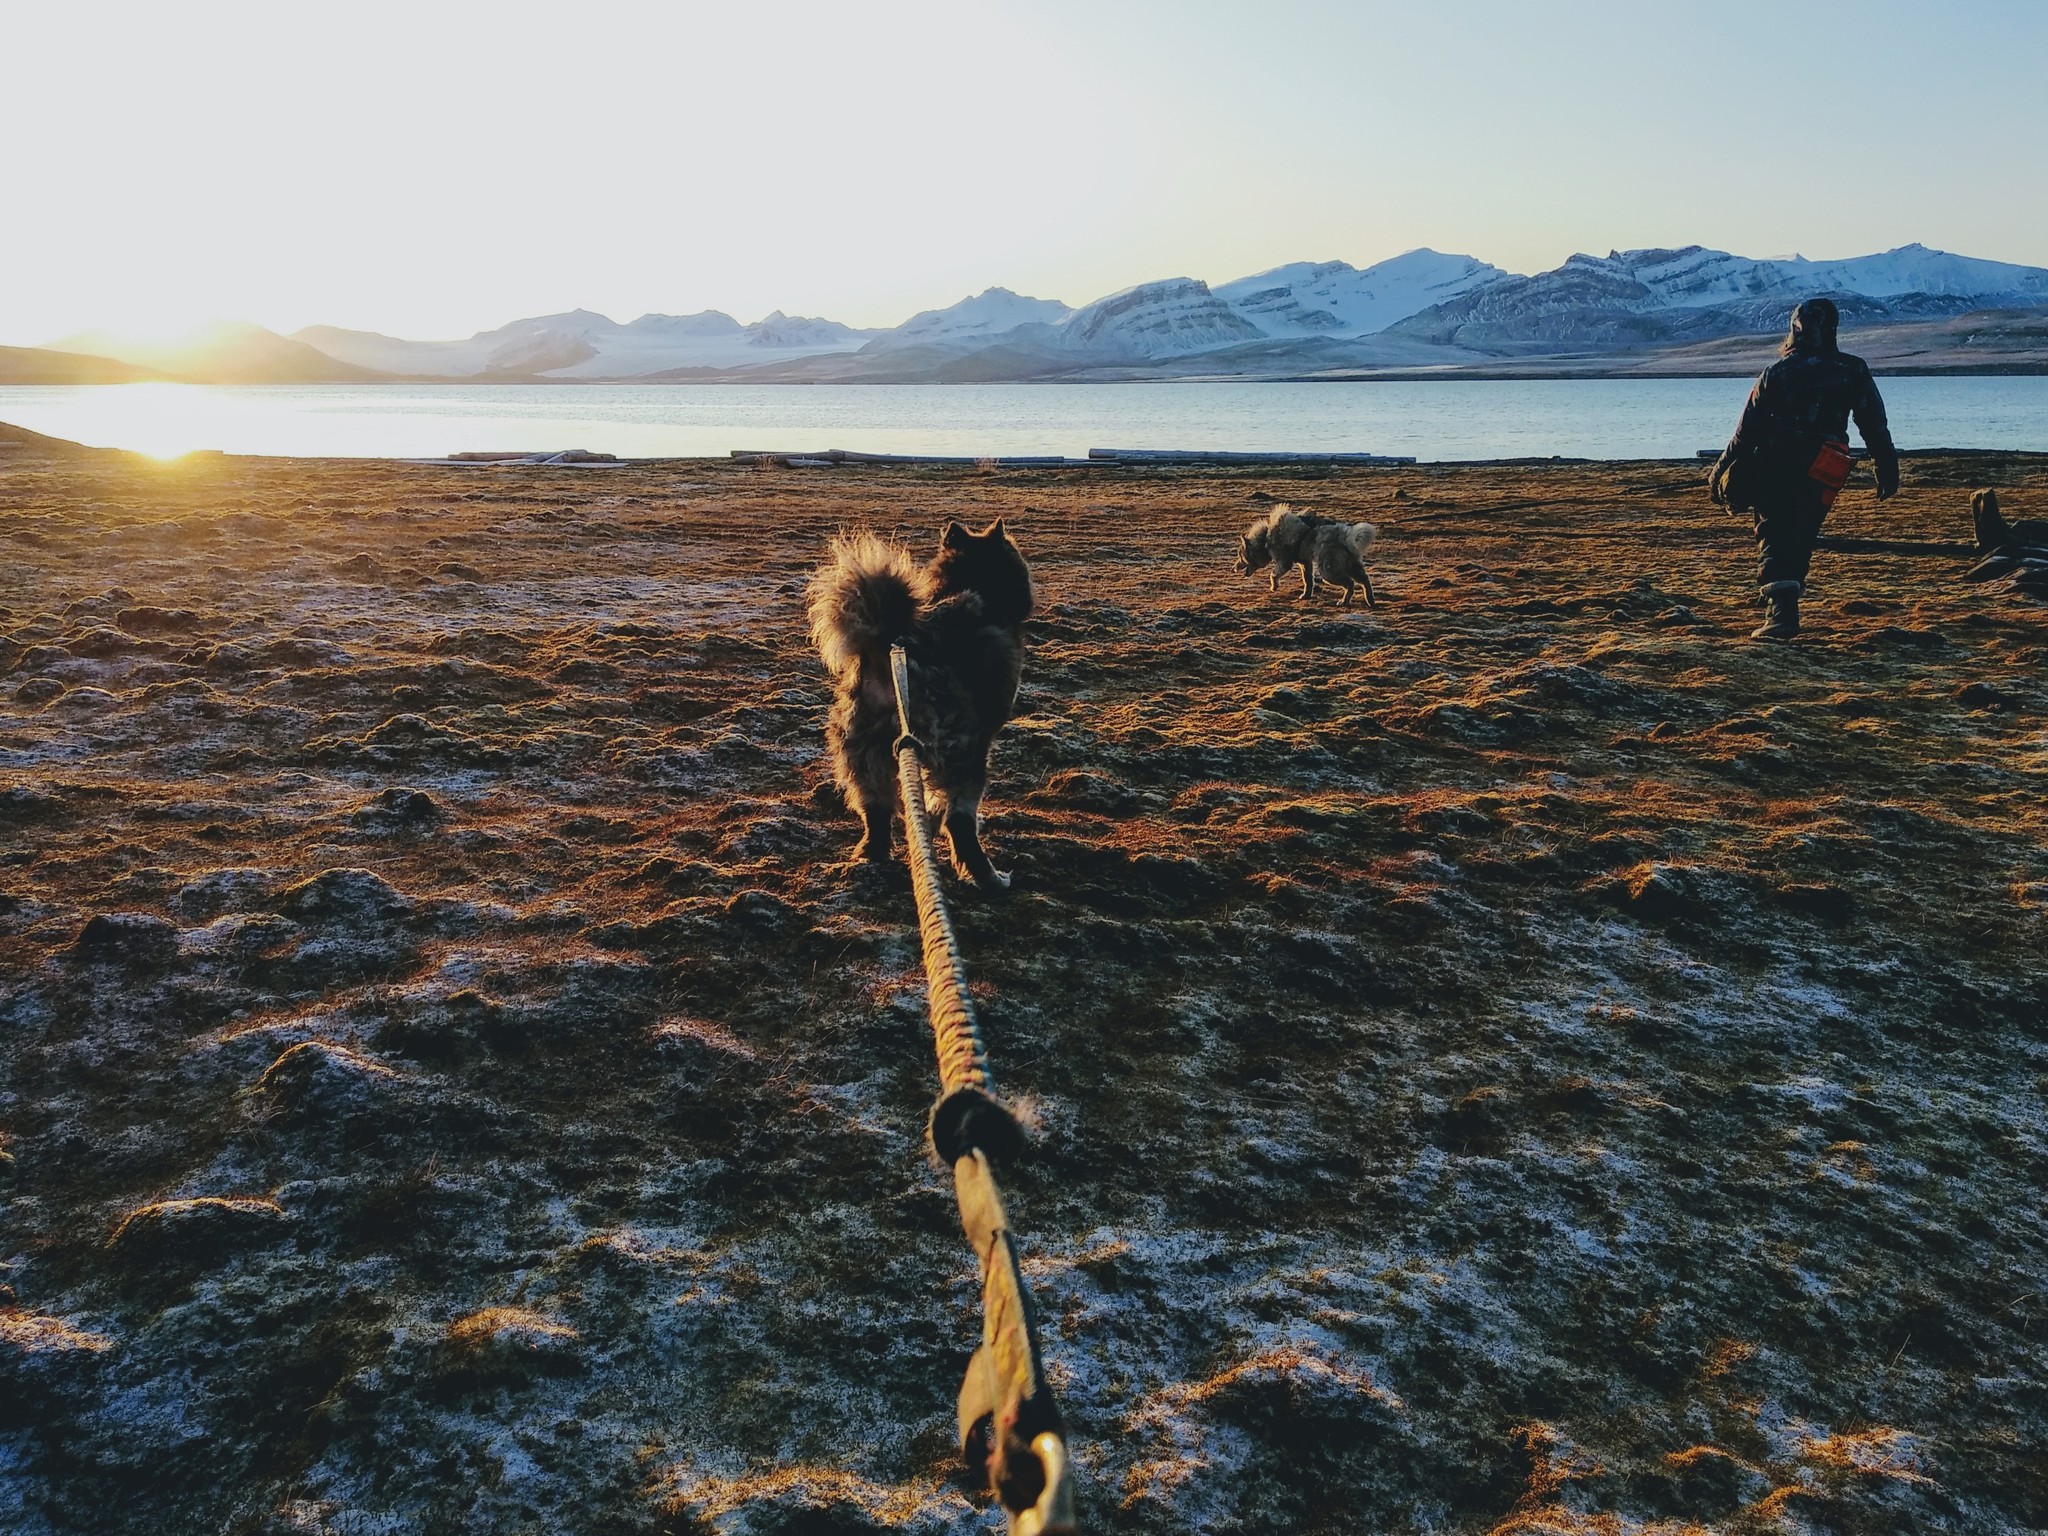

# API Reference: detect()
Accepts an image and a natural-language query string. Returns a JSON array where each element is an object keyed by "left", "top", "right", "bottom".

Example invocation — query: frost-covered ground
[{"left": 2, "top": 425, "right": 2045, "bottom": 1534}]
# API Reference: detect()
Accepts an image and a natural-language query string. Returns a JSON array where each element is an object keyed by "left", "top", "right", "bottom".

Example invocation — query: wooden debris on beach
[
  {"left": 728, "top": 449, "right": 1102, "bottom": 468},
  {"left": 1695, "top": 448, "right": 1875, "bottom": 460},
  {"left": 418, "top": 449, "right": 624, "bottom": 468},
  {"left": 1087, "top": 447, "right": 1417, "bottom": 465},
  {"left": 731, "top": 447, "right": 1423, "bottom": 468}
]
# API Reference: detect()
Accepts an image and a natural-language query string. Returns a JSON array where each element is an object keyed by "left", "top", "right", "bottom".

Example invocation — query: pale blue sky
[{"left": 5, "top": 0, "right": 2043, "bottom": 343}]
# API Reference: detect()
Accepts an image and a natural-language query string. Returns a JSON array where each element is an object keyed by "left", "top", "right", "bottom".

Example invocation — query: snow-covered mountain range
[
  {"left": 1215, "top": 249, "right": 1509, "bottom": 337},
  {"left": 40, "top": 244, "right": 2048, "bottom": 384},
  {"left": 1386, "top": 244, "right": 2048, "bottom": 353},
  {"left": 298, "top": 307, "right": 879, "bottom": 378}
]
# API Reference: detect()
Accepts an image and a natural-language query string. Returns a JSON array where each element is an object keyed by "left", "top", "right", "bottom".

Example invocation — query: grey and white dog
[{"left": 1235, "top": 505, "right": 1379, "bottom": 607}]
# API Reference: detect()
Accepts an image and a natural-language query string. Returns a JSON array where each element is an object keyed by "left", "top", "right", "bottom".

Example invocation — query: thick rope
[
  {"left": 888, "top": 644, "right": 1078, "bottom": 1536},
  {"left": 891, "top": 729, "right": 990, "bottom": 1096}
]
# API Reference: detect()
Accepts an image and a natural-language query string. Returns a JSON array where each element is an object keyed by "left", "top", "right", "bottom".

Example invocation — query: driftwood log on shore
[
  {"left": 730, "top": 449, "right": 1103, "bottom": 468},
  {"left": 1088, "top": 447, "right": 1418, "bottom": 465}
]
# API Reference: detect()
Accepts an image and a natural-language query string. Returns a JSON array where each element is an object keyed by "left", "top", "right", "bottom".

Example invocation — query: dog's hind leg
[
  {"left": 937, "top": 772, "right": 1009, "bottom": 893},
  {"left": 1361, "top": 571, "right": 1376, "bottom": 609},
  {"left": 1337, "top": 578, "right": 1356, "bottom": 607},
  {"left": 851, "top": 796, "right": 895, "bottom": 867},
  {"left": 829, "top": 696, "right": 897, "bottom": 870}
]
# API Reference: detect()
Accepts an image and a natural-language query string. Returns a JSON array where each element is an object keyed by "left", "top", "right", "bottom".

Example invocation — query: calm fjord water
[{"left": 1, "top": 377, "right": 2043, "bottom": 462}]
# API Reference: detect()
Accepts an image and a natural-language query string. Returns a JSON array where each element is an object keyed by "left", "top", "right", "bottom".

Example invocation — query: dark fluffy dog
[
  {"left": 1968, "top": 488, "right": 2048, "bottom": 595},
  {"left": 1973, "top": 489, "right": 2048, "bottom": 554},
  {"left": 807, "top": 519, "right": 1032, "bottom": 891}
]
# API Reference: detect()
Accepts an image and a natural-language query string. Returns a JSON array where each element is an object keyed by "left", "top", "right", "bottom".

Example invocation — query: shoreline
[
  {"left": 7, "top": 361, "right": 2048, "bottom": 387},
  {"left": 9, "top": 421, "right": 2048, "bottom": 471},
  {"left": 8, "top": 373, "right": 2047, "bottom": 467}
]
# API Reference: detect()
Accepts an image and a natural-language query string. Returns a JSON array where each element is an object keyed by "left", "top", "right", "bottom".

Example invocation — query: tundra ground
[{"left": 3, "top": 428, "right": 2045, "bottom": 1534}]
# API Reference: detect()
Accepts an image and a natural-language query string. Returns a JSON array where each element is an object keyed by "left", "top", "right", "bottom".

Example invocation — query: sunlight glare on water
[
  {"left": 0, "top": 378, "right": 2043, "bottom": 462},
  {"left": 31, "top": 383, "right": 318, "bottom": 461}
]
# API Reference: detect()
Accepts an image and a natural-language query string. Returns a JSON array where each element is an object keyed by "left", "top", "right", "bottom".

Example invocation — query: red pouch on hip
[{"left": 1807, "top": 439, "right": 1852, "bottom": 509}]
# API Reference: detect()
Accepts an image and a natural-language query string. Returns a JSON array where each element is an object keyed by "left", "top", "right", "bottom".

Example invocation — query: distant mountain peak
[
  {"left": 1215, "top": 249, "right": 1510, "bottom": 337},
  {"left": 625, "top": 310, "right": 742, "bottom": 335},
  {"left": 49, "top": 321, "right": 386, "bottom": 383},
  {"left": 868, "top": 287, "right": 1074, "bottom": 352},
  {"left": 1060, "top": 278, "right": 1263, "bottom": 357}
]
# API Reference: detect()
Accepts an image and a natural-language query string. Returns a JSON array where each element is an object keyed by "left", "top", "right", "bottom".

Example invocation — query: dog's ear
[
  {"left": 985, "top": 517, "right": 1007, "bottom": 538},
  {"left": 942, "top": 520, "right": 970, "bottom": 549}
]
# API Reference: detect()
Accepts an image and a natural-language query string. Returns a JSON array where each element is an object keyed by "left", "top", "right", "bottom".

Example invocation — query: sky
[{"left": 5, "top": 0, "right": 2047, "bottom": 346}]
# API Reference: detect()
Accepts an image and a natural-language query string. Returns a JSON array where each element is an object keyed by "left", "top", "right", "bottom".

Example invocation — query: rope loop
[{"left": 930, "top": 1084, "right": 1026, "bottom": 1166}]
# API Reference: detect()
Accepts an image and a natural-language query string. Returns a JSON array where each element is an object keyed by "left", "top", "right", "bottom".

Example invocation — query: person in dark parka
[{"left": 1710, "top": 297, "right": 1899, "bottom": 638}]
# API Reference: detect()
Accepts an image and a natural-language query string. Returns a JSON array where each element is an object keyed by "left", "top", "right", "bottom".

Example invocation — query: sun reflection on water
[{"left": 9, "top": 383, "right": 258, "bottom": 460}]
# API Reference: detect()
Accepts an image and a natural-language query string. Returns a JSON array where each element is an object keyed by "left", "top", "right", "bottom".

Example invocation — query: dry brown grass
[{"left": 1, "top": 429, "right": 2044, "bottom": 1532}]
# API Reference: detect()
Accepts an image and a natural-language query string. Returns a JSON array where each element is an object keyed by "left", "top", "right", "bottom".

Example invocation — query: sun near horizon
[{"left": 7, "top": 0, "right": 2048, "bottom": 348}]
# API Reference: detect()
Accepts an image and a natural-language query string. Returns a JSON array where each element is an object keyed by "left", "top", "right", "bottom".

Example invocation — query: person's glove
[
  {"left": 1708, "top": 457, "right": 1730, "bottom": 507},
  {"left": 1876, "top": 465, "right": 1900, "bottom": 501}
]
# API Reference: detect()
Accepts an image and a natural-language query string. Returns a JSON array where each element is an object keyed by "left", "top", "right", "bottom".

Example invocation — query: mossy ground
[{"left": 2, "top": 429, "right": 2045, "bottom": 1533}]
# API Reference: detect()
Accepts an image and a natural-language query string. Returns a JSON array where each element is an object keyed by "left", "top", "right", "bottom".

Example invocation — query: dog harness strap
[{"left": 886, "top": 644, "right": 1078, "bottom": 1536}]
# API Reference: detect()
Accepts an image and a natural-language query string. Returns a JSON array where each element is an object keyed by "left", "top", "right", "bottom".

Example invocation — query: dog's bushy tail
[
  {"left": 1336, "top": 520, "right": 1378, "bottom": 557},
  {"left": 809, "top": 532, "right": 922, "bottom": 678}
]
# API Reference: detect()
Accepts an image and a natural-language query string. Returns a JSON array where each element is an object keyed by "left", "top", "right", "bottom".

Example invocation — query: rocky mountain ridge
[
  {"left": 1387, "top": 244, "right": 2048, "bottom": 353},
  {"left": 31, "top": 244, "right": 2048, "bottom": 384}
]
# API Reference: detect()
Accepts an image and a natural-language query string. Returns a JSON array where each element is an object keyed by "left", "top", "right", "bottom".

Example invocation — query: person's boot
[{"left": 1751, "top": 580, "right": 1801, "bottom": 640}]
